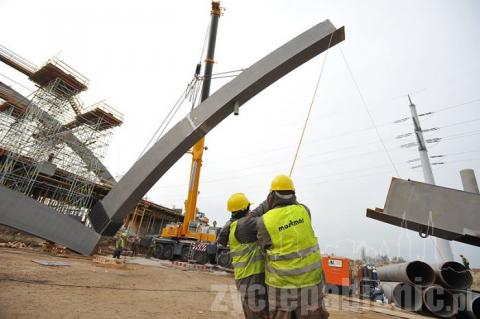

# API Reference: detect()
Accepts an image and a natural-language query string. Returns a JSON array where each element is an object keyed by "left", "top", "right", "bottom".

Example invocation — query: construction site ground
[{"left": 0, "top": 247, "right": 444, "bottom": 319}]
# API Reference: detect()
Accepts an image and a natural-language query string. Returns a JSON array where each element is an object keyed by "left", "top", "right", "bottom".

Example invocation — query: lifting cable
[
  {"left": 135, "top": 83, "right": 191, "bottom": 162},
  {"left": 289, "top": 33, "right": 334, "bottom": 177},
  {"left": 135, "top": 21, "right": 212, "bottom": 162}
]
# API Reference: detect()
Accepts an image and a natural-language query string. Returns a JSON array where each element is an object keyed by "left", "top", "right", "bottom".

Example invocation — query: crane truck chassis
[{"left": 150, "top": 237, "right": 232, "bottom": 267}]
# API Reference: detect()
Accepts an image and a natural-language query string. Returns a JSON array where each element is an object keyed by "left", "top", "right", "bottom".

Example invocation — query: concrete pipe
[
  {"left": 451, "top": 290, "right": 480, "bottom": 319},
  {"left": 380, "top": 282, "right": 422, "bottom": 312},
  {"left": 376, "top": 261, "right": 435, "bottom": 286},
  {"left": 423, "top": 285, "right": 458, "bottom": 318},
  {"left": 433, "top": 261, "right": 473, "bottom": 290}
]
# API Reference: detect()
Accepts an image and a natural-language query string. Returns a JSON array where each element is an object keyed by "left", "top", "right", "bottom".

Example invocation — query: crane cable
[
  {"left": 135, "top": 21, "right": 212, "bottom": 162},
  {"left": 135, "top": 83, "right": 191, "bottom": 162},
  {"left": 339, "top": 46, "right": 401, "bottom": 177},
  {"left": 289, "top": 33, "right": 334, "bottom": 177}
]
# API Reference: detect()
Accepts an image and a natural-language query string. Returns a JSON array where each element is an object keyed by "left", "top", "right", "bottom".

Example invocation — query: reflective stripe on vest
[
  {"left": 229, "top": 220, "right": 265, "bottom": 280},
  {"left": 262, "top": 204, "right": 322, "bottom": 289}
]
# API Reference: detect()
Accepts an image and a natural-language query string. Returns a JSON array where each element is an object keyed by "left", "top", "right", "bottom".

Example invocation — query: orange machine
[{"left": 322, "top": 255, "right": 353, "bottom": 295}]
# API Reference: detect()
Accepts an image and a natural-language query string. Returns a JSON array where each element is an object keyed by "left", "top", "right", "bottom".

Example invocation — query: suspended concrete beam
[
  {"left": 90, "top": 20, "right": 345, "bottom": 235},
  {"left": 367, "top": 178, "right": 480, "bottom": 247},
  {"left": 0, "top": 185, "right": 100, "bottom": 255},
  {"left": 0, "top": 81, "right": 116, "bottom": 183}
]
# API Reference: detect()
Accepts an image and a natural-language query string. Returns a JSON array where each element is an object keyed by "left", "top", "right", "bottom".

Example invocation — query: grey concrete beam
[
  {"left": 460, "top": 169, "right": 479, "bottom": 194},
  {"left": 367, "top": 178, "right": 480, "bottom": 247},
  {"left": 0, "top": 185, "right": 100, "bottom": 254},
  {"left": 90, "top": 20, "right": 345, "bottom": 235}
]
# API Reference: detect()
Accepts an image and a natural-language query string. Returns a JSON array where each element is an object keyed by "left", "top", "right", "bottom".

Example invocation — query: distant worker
[
  {"left": 460, "top": 254, "right": 470, "bottom": 270},
  {"left": 130, "top": 234, "right": 140, "bottom": 256},
  {"left": 113, "top": 233, "right": 126, "bottom": 259},
  {"left": 257, "top": 174, "right": 329, "bottom": 318},
  {"left": 217, "top": 193, "right": 268, "bottom": 319}
]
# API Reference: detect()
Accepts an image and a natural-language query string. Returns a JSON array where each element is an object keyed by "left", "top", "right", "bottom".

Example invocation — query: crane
[
  {"left": 84, "top": 17, "right": 344, "bottom": 260},
  {"left": 152, "top": 0, "right": 223, "bottom": 264}
]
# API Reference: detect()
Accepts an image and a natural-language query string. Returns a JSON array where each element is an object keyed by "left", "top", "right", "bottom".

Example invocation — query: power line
[
  {"left": 209, "top": 117, "right": 405, "bottom": 165},
  {"left": 155, "top": 153, "right": 480, "bottom": 202},
  {"left": 166, "top": 155, "right": 480, "bottom": 202},
  {"left": 339, "top": 46, "right": 400, "bottom": 177},
  {"left": 443, "top": 149, "right": 480, "bottom": 157},
  {"left": 327, "top": 66, "right": 480, "bottom": 115},
  {"left": 439, "top": 117, "right": 480, "bottom": 129},
  {"left": 428, "top": 98, "right": 480, "bottom": 114},
  {"left": 380, "top": 66, "right": 480, "bottom": 107},
  {"left": 442, "top": 129, "right": 480, "bottom": 141},
  {"left": 159, "top": 125, "right": 480, "bottom": 189},
  {"left": 135, "top": 124, "right": 480, "bottom": 191},
  {"left": 155, "top": 146, "right": 411, "bottom": 191}
]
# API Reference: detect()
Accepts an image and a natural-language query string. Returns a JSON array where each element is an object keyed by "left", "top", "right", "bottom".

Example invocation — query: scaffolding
[
  {"left": 0, "top": 44, "right": 184, "bottom": 242},
  {"left": 0, "top": 44, "right": 37, "bottom": 76},
  {"left": 0, "top": 75, "right": 117, "bottom": 221}
]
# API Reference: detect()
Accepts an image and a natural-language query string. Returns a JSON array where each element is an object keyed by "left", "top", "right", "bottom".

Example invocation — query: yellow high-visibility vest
[
  {"left": 229, "top": 220, "right": 265, "bottom": 280},
  {"left": 262, "top": 204, "right": 322, "bottom": 288}
]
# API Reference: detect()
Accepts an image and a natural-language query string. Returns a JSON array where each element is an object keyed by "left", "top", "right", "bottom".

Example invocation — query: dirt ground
[{"left": 0, "top": 247, "right": 430, "bottom": 319}]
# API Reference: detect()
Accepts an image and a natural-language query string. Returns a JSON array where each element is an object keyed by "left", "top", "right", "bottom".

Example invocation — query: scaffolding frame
[{"left": 0, "top": 77, "right": 114, "bottom": 221}]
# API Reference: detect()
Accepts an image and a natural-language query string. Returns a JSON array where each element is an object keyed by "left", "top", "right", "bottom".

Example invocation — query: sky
[{"left": 1, "top": 0, "right": 479, "bottom": 266}]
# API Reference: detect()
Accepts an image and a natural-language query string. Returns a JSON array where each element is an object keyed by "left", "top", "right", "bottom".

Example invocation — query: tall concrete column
[
  {"left": 408, "top": 95, "right": 453, "bottom": 262},
  {"left": 460, "top": 169, "right": 479, "bottom": 194}
]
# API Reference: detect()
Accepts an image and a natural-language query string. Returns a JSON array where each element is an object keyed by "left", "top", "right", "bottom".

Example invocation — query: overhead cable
[{"left": 339, "top": 46, "right": 400, "bottom": 177}]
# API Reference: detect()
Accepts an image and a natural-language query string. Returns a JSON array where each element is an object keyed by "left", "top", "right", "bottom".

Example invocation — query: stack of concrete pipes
[{"left": 377, "top": 261, "right": 477, "bottom": 318}]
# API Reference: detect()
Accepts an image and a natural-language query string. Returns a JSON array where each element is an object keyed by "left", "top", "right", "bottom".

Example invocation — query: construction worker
[
  {"left": 217, "top": 193, "right": 268, "bottom": 319},
  {"left": 113, "top": 233, "right": 126, "bottom": 259},
  {"left": 460, "top": 254, "right": 470, "bottom": 270},
  {"left": 257, "top": 174, "right": 329, "bottom": 319}
]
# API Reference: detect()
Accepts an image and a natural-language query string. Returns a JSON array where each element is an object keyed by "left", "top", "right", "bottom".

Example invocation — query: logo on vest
[{"left": 278, "top": 218, "right": 305, "bottom": 232}]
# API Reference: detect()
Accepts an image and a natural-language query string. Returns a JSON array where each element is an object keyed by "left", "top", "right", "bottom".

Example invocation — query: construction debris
[
  {"left": 32, "top": 259, "right": 70, "bottom": 267},
  {"left": 92, "top": 255, "right": 129, "bottom": 269},
  {"left": 0, "top": 241, "right": 30, "bottom": 249},
  {"left": 173, "top": 261, "right": 211, "bottom": 272},
  {"left": 41, "top": 242, "right": 67, "bottom": 256}
]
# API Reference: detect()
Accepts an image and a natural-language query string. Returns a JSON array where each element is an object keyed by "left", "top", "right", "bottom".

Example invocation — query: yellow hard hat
[
  {"left": 227, "top": 193, "right": 250, "bottom": 213},
  {"left": 270, "top": 174, "right": 295, "bottom": 191}
]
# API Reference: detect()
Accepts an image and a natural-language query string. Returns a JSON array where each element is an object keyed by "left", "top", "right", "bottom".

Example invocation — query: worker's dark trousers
[
  {"left": 235, "top": 273, "right": 269, "bottom": 319},
  {"left": 113, "top": 248, "right": 122, "bottom": 259},
  {"left": 267, "top": 282, "right": 329, "bottom": 319}
]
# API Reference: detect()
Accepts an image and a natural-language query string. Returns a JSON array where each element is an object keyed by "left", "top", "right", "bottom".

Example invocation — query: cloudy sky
[{"left": 1, "top": 0, "right": 479, "bottom": 266}]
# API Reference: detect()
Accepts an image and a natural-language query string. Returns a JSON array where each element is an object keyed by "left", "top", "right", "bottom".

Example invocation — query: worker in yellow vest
[
  {"left": 217, "top": 193, "right": 268, "bottom": 319},
  {"left": 113, "top": 232, "right": 126, "bottom": 259},
  {"left": 257, "top": 174, "right": 329, "bottom": 319}
]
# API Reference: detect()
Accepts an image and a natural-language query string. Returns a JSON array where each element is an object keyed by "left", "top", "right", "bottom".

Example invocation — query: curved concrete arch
[{"left": 90, "top": 20, "right": 345, "bottom": 235}]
